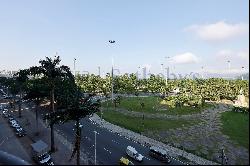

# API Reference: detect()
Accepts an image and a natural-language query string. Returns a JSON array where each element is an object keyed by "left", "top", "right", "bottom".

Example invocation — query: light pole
[
  {"left": 74, "top": 58, "right": 76, "bottom": 76},
  {"left": 227, "top": 60, "right": 231, "bottom": 70},
  {"left": 93, "top": 130, "right": 99, "bottom": 165},
  {"left": 109, "top": 40, "right": 115, "bottom": 103},
  {"left": 241, "top": 66, "right": 244, "bottom": 80},
  {"left": 164, "top": 56, "right": 171, "bottom": 87},
  {"left": 137, "top": 66, "right": 140, "bottom": 80},
  {"left": 201, "top": 66, "right": 204, "bottom": 79},
  {"left": 98, "top": 66, "right": 101, "bottom": 76}
]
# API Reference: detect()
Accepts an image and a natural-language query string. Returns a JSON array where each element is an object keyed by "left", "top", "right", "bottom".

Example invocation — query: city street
[{"left": 55, "top": 118, "right": 184, "bottom": 165}]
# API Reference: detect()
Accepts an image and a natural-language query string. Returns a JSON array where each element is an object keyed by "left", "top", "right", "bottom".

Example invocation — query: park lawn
[
  {"left": 221, "top": 111, "right": 249, "bottom": 149},
  {"left": 101, "top": 96, "right": 212, "bottom": 115},
  {"left": 97, "top": 110, "right": 200, "bottom": 133}
]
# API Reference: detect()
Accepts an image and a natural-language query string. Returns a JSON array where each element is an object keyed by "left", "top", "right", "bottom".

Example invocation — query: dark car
[
  {"left": 8, "top": 117, "right": 15, "bottom": 122},
  {"left": 149, "top": 146, "right": 171, "bottom": 163},
  {"left": 4, "top": 113, "right": 10, "bottom": 118},
  {"left": 16, "top": 130, "right": 26, "bottom": 137}
]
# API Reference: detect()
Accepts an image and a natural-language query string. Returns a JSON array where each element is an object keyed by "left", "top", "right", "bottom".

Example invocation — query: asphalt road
[
  {"left": 55, "top": 118, "right": 184, "bottom": 165},
  {"left": 26, "top": 100, "right": 184, "bottom": 165}
]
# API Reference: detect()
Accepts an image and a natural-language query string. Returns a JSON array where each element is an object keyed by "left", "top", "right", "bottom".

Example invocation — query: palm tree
[
  {"left": 28, "top": 56, "right": 74, "bottom": 152},
  {"left": 44, "top": 87, "right": 101, "bottom": 165},
  {"left": 24, "top": 78, "right": 49, "bottom": 134},
  {"left": 6, "top": 77, "right": 19, "bottom": 109},
  {"left": 14, "top": 69, "right": 30, "bottom": 118}
]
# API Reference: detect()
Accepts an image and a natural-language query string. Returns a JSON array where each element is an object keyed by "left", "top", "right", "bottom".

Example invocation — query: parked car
[
  {"left": 149, "top": 146, "right": 171, "bottom": 163},
  {"left": 15, "top": 127, "right": 23, "bottom": 132},
  {"left": 11, "top": 123, "right": 20, "bottom": 128},
  {"left": 31, "top": 140, "right": 54, "bottom": 165},
  {"left": 8, "top": 117, "right": 15, "bottom": 122},
  {"left": 126, "top": 146, "right": 144, "bottom": 162},
  {"left": 16, "top": 130, "right": 26, "bottom": 137},
  {"left": 4, "top": 113, "right": 11, "bottom": 118},
  {"left": 119, "top": 157, "right": 134, "bottom": 165},
  {"left": 9, "top": 119, "right": 17, "bottom": 124}
]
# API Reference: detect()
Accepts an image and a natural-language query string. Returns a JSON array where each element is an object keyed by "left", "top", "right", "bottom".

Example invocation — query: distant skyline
[{"left": 0, "top": 0, "right": 249, "bottom": 76}]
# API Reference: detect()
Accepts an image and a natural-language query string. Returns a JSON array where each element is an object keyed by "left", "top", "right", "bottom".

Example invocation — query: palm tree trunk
[
  {"left": 76, "top": 119, "right": 81, "bottom": 165},
  {"left": 35, "top": 101, "right": 39, "bottom": 134},
  {"left": 13, "top": 98, "right": 15, "bottom": 109},
  {"left": 52, "top": 88, "right": 55, "bottom": 112},
  {"left": 18, "top": 100, "right": 21, "bottom": 117},
  {"left": 50, "top": 123, "right": 55, "bottom": 152},
  {"left": 50, "top": 87, "right": 56, "bottom": 152},
  {"left": 18, "top": 92, "right": 22, "bottom": 118}
]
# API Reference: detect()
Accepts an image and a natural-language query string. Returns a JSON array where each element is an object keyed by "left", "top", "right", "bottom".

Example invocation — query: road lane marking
[
  {"left": 103, "top": 147, "right": 112, "bottom": 154},
  {"left": 111, "top": 140, "right": 120, "bottom": 144}
]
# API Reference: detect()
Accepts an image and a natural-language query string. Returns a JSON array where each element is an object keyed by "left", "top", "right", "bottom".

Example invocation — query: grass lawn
[
  {"left": 97, "top": 110, "right": 200, "bottom": 133},
  {"left": 221, "top": 111, "right": 249, "bottom": 149},
  {"left": 102, "top": 96, "right": 212, "bottom": 115}
]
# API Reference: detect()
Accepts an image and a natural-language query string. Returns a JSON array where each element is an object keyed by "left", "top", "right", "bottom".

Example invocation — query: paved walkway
[
  {"left": 8, "top": 101, "right": 88, "bottom": 165},
  {"left": 0, "top": 103, "right": 33, "bottom": 164}
]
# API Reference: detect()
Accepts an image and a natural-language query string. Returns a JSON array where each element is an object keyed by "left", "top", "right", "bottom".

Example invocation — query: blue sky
[{"left": 0, "top": 0, "right": 249, "bottom": 77}]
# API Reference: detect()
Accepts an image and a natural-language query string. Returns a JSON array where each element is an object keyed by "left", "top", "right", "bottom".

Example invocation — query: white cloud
[
  {"left": 185, "top": 21, "right": 249, "bottom": 41},
  {"left": 172, "top": 52, "right": 199, "bottom": 64}
]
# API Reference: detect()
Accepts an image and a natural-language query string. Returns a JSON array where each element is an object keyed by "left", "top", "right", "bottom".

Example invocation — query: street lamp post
[
  {"left": 241, "top": 66, "right": 244, "bottom": 80},
  {"left": 164, "top": 56, "right": 171, "bottom": 87},
  {"left": 74, "top": 58, "right": 76, "bottom": 76},
  {"left": 98, "top": 66, "right": 101, "bottom": 76},
  {"left": 201, "top": 66, "right": 204, "bottom": 79},
  {"left": 109, "top": 40, "right": 115, "bottom": 103},
  {"left": 93, "top": 130, "right": 99, "bottom": 165},
  {"left": 137, "top": 66, "right": 140, "bottom": 80},
  {"left": 164, "top": 56, "right": 172, "bottom": 97},
  {"left": 227, "top": 60, "right": 231, "bottom": 70}
]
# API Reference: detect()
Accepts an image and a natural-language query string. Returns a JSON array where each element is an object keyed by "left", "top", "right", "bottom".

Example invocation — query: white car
[
  {"left": 11, "top": 122, "right": 20, "bottom": 128},
  {"left": 9, "top": 119, "right": 16, "bottom": 124},
  {"left": 16, "top": 127, "right": 23, "bottom": 132},
  {"left": 126, "top": 146, "right": 144, "bottom": 162}
]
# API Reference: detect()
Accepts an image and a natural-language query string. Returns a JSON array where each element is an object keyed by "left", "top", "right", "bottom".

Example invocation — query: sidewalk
[
  {"left": 0, "top": 103, "right": 33, "bottom": 164},
  {"left": 10, "top": 101, "right": 88, "bottom": 165}
]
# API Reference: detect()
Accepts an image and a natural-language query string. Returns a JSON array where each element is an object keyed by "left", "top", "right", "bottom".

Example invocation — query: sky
[{"left": 0, "top": 0, "right": 249, "bottom": 78}]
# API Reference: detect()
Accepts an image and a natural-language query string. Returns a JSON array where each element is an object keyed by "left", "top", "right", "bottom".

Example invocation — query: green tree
[
  {"left": 24, "top": 78, "right": 49, "bottom": 134},
  {"left": 28, "top": 56, "right": 74, "bottom": 152},
  {"left": 14, "top": 69, "right": 30, "bottom": 117},
  {"left": 44, "top": 89, "right": 101, "bottom": 165}
]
